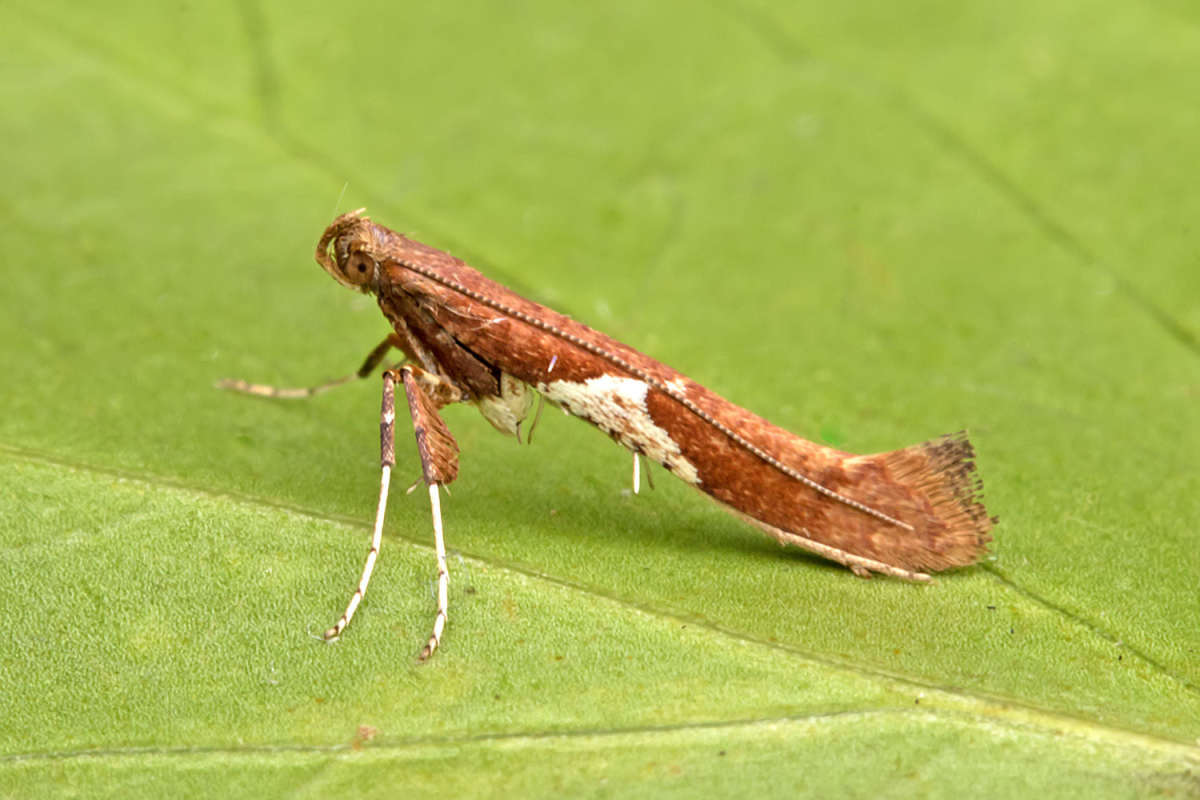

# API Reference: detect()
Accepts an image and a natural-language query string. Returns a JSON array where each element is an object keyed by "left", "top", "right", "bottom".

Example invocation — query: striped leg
[
  {"left": 419, "top": 483, "right": 448, "bottom": 660},
  {"left": 398, "top": 366, "right": 461, "bottom": 660},
  {"left": 323, "top": 366, "right": 462, "bottom": 656},
  {"left": 217, "top": 334, "right": 403, "bottom": 399},
  {"left": 322, "top": 370, "right": 400, "bottom": 641}
]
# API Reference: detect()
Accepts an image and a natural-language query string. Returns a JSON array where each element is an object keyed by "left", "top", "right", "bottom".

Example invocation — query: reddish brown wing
[{"left": 344, "top": 215, "right": 993, "bottom": 574}]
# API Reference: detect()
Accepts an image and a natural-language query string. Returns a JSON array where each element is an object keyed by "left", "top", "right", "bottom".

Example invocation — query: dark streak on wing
[{"left": 380, "top": 278, "right": 499, "bottom": 400}]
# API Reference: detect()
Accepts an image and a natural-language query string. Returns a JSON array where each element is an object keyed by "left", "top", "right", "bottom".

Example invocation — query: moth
[{"left": 222, "top": 210, "right": 994, "bottom": 659}]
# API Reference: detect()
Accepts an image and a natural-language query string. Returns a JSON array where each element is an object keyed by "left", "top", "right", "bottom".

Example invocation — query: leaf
[{"left": 2, "top": 1, "right": 1197, "bottom": 796}]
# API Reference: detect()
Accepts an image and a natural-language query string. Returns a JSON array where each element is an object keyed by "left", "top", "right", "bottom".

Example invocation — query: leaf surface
[{"left": 2, "top": 1, "right": 1197, "bottom": 796}]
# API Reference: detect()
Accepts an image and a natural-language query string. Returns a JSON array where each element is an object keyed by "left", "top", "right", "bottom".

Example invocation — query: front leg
[
  {"left": 217, "top": 334, "right": 406, "bottom": 398},
  {"left": 323, "top": 365, "right": 463, "bottom": 660},
  {"left": 400, "top": 366, "right": 462, "bottom": 659}
]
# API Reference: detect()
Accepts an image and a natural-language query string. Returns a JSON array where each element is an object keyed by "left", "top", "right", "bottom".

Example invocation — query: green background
[{"left": 2, "top": 1, "right": 1198, "bottom": 797}]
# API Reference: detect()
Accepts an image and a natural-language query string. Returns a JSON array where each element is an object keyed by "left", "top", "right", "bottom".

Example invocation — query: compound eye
[{"left": 343, "top": 251, "right": 376, "bottom": 286}]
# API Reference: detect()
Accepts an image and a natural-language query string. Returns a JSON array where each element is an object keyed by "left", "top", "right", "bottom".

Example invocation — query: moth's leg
[
  {"left": 321, "top": 365, "right": 462, "bottom": 659},
  {"left": 397, "top": 366, "right": 462, "bottom": 660},
  {"left": 217, "top": 333, "right": 404, "bottom": 399},
  {"left": 321, "top": 368, "right": 401, "bottom": 642},
  {"left": 629, "top": 453, "right": 654, "bottom": 495},
  {"left": 523, "top": 394, "right": 546, "bottom": 445},
  {"left": 422, "top": 481, "right": 449, "bottom": 660},
  {"left": 735, "top": 511, "right": 932, "bottom": 583}
]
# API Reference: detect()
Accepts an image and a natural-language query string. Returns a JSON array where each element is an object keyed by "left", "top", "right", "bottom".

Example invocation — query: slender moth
[{"left": 221, "top": 210, "right": 994, "bottom": 659}]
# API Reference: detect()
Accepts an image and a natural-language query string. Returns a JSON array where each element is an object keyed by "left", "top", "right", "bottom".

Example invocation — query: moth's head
[{"left": 316, "top": 209, "right": 383, "bottom": 293}]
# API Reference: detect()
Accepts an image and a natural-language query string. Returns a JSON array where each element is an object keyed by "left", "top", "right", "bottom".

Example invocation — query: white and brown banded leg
[
  {"left": 399, "top": 366, "right": 461, "bottom": 659},
  {"left": 732, "top": 510, "right": 933, "bottom": 583},
  {"left": 323, "top": 365, "right": 462, "bottom": 659},
  {"left": 217, "top": 333, "right": 404, "bottom": 398}
]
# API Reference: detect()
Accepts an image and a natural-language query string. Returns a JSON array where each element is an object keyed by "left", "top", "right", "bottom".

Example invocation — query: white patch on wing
[{"left": 537, "top": 375, "right": 700, "bottom": 485}]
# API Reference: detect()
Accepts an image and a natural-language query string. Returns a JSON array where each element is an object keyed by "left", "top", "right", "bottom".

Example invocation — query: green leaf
[{"left": 2, "top": 1, "right": 1197, "bottom": 796}]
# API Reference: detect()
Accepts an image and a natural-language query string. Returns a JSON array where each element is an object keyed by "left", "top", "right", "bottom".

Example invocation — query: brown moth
[{"left": 222, "top": 210, "right": 994, "bottom": 659}]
